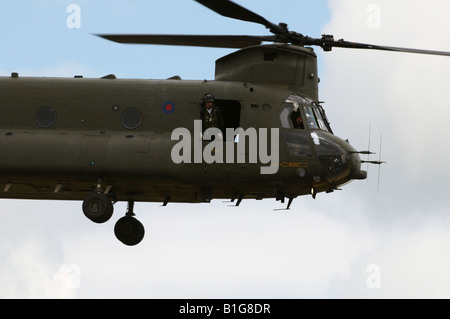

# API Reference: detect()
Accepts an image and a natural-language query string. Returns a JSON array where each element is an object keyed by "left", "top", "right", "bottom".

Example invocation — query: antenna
[
  {"left": 377, "top": 133, "right": 383, "bottom": 192},
  {"left": 367, "top": 123, "right": 371, "bottom": 179},
  {"left": 360, "top": 129, "right": 386, "bottom": 191}
]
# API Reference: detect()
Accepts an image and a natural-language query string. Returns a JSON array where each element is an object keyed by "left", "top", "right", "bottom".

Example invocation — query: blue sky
[
  {"left": 1, "top": 0, "right": 450, "bottom": 299},
  {"left": 1, "top": 0, "right": 329, "bottom": 79}
]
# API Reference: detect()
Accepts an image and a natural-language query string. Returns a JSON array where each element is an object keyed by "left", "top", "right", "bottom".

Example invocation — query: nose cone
[
  {"left": 311, "top": 132, "right": 366, "bottom": 187},
  {"left": 349, "top": 151, "right": 367, "bottom": 180}
]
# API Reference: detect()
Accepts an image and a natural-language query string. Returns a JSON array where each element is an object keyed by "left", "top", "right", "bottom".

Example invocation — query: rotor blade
[
  {"left": 96, "top": 34, "right": 275, "bottom": 49},
  {"left": 310, "top": 36, "right": 450, "bottom": 56},
  {"left": 338, "top": 41, "right": 450, "bottom": 56},
  {"left": 194, "top": 0, "right": 282, "bottom": 34}
]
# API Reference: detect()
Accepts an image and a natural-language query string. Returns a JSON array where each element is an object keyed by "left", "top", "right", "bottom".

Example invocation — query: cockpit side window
[
  {"left": 314, "top": 103, "right": 333, "bottom": 133},
  {"left": 280, "top": 96, "right": 305, "bottom": 130},
  {"left": 280, "top": 95, "right": 331, "bottom": 133},
  {"left": 304, "top": 106, "right": 318, "bottom": 129},
  {"left": 290, "top": 109, "right": 304, "bottom": 129},
  {"left": 315, "top": 112, "right": 327, "bottom": 130},
  {"left": 279, "top": 106, "right": 292, "bottom": 129},
  {"left": 279, "top": 104, "right": 305, "bottom": 129}
]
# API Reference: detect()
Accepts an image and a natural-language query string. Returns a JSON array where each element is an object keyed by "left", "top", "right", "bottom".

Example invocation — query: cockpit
[
  {"left": 278, "top": 94, "right": 366, "bottom": 191},
  {"left": 279, "top": 94, "right": 333, "bottom": 134}
]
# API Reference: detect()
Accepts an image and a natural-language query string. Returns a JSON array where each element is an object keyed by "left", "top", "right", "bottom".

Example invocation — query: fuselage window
[
  {"left": 35, "top": 106, "right": 57, "bottom": 128},
  {"left": 121, "top": 107, "right": 143, "bottom": 130}
]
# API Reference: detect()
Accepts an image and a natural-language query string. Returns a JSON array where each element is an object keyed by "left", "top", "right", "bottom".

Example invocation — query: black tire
[
  {"left": 114, "top": 216, "right": 145, "bottom": 246},
  {"left": 82, "top": 192, "right": 114, "bottom": 224}
]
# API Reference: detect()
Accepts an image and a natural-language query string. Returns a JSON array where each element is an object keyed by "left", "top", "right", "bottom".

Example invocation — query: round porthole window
[
  {"left": 121, "top": 107, "right": 143, "bottom": 130},
  {"left": 35, "top": 106, "right": 57, "bottom": 128}
]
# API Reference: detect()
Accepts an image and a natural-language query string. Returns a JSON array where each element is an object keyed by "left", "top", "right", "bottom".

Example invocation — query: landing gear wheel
[
  {"left": 82, "top": 192, "right": 114, "bottom": 224},
  {"left": 114, "top": 216, "right": 145, "bottom": 246}
]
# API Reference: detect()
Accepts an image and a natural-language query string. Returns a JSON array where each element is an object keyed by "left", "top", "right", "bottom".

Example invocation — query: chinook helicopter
[{"left": 1, "top": 0, "right": 450, "bottom": 246}]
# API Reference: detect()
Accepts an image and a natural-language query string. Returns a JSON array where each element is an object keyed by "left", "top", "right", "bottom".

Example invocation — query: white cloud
[
  {"left": 322, "top": 0, "right": 450, "bottom": 194},
  {"left": 317, "top": 0, "right": 450, "bottom": 298},
  {"left": 48, "top": 200, "right": 380, "bottom": 298},
  {"left": 0, "top": 240, "right": 79, "bottom": 298}
]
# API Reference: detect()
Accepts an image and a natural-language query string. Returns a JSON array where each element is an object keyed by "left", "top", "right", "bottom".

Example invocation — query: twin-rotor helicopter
[{"left": 1, "top": 0, "right": 449, "bottom": 245}]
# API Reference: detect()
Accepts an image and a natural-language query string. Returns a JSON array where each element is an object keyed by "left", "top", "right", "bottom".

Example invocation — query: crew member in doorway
[{"left": 200, "top": 93, "right": 224, "bottom": 139}]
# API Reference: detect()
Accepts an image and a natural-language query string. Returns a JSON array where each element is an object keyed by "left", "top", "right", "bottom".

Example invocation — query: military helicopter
[{"left": 1, "top": 0, "right": 449, "bottom": 246}]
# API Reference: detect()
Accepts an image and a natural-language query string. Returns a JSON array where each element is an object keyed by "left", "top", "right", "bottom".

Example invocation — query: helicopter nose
[
  {"left": 341, "top": 140, "right": 367, "bottom": 182},
  {"left": 348, "top": 150, "right": 367, "bottom": 180},
  {"left": 338, "top": 140, "right": 368, "bottom": 182},
  {"left": 312, "top": 132, "right": 366, "bottom": 186}
]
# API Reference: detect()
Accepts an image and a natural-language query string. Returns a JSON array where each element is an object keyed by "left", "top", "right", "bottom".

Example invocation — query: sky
[{"left": 1, "top": 0, "right": 450, "bottom": 299}]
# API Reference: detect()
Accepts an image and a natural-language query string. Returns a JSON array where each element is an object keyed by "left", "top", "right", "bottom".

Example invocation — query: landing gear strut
[{"left": 114, "top": 201, "right": 145, "bottom": 246}]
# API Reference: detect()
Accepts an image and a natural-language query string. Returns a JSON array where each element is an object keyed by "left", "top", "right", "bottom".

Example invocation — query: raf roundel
[{"left": 163, "top": 101, "right": 175, "bottom": 114}]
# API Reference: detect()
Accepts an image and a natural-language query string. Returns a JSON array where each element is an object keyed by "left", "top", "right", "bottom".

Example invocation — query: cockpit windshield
[{"left": 280, "top": 94, "right": 332, "bottom": 133}]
